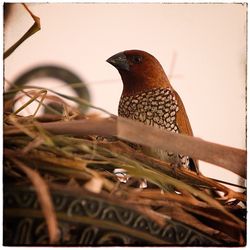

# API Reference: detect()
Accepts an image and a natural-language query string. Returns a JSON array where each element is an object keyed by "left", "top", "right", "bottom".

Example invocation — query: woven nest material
[{"left": 3, "top": 88, "right": 246, "bottom": 246}]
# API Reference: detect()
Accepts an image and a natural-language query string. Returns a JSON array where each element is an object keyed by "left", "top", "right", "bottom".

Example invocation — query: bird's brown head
[{"left": 107, "top": 50, "right": 171, "bottom": 96}]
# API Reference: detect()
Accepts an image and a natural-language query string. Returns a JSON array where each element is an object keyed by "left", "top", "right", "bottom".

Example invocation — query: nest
[{"left": 3, "top": 85, "right": 246, "bottom": 246}]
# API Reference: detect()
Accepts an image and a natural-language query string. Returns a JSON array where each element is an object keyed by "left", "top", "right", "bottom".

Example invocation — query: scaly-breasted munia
[{"left": 107, "top": 50, "right": 199, "bottom": 173}]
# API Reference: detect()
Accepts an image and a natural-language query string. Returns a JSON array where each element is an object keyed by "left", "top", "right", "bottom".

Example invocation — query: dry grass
[{"left": 3, "top": 86, "right": 246, "bottom": 245}]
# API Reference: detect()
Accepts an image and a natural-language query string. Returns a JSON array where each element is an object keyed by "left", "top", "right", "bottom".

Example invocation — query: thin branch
[
  {"left": 4, "top": 3, "right": 41, "bottom": 59},
  {"left": 5, "top": 117, "right": 247, "bottom": 178}
]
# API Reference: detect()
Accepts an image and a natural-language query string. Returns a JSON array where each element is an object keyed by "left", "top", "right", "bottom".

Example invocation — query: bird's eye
[{"left": 131, "top": 55, "right": 143, "bottom": 64}]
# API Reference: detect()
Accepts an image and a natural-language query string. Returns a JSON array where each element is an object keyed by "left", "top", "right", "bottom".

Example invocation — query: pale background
[{"left": 4, "top": 3, "right": 247, "bottom": 186}]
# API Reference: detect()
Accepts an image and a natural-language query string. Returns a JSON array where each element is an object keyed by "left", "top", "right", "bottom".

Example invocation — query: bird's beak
[{"left": 106, "top": 52, "right": 130, "bottom": 71}]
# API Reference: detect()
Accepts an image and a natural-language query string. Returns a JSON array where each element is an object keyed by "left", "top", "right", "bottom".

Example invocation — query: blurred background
[{"left": 4, "top": 3, "right": 247, "bottom": 185}]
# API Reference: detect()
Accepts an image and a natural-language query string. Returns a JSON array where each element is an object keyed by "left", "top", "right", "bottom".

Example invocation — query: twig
[
  {"left": 4, "top": 3, "right": 41, "bottom": 59},
  {"left": 5, "top": 117, "right": 247, "bottom": 178}
]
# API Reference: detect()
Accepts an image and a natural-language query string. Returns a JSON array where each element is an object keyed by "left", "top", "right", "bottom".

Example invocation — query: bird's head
[{"left": 107, "top": 50, "right": 171, "bottom": 96}]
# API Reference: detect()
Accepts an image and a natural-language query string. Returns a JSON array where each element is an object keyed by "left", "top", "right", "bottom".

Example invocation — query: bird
[{"left": 106, "top": 49, "right": 199, "bottom": 174}]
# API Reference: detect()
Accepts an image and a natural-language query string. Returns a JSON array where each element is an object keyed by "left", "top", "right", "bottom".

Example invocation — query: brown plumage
[{"left": 107, "top": 49, "right": 199, "bottom": 173}]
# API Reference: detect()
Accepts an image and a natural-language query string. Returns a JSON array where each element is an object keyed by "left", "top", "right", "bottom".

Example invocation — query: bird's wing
[
  {"left": 174, "top": 90, "right": 200, "bottom": 174},
  {"left": 174, "top": 90, "right": 193, "bottom": 136}
]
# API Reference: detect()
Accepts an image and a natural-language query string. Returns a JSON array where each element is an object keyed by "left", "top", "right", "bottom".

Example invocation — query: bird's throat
[{"left": 121, "top": 77, "right": 171, "bottom": 96}]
